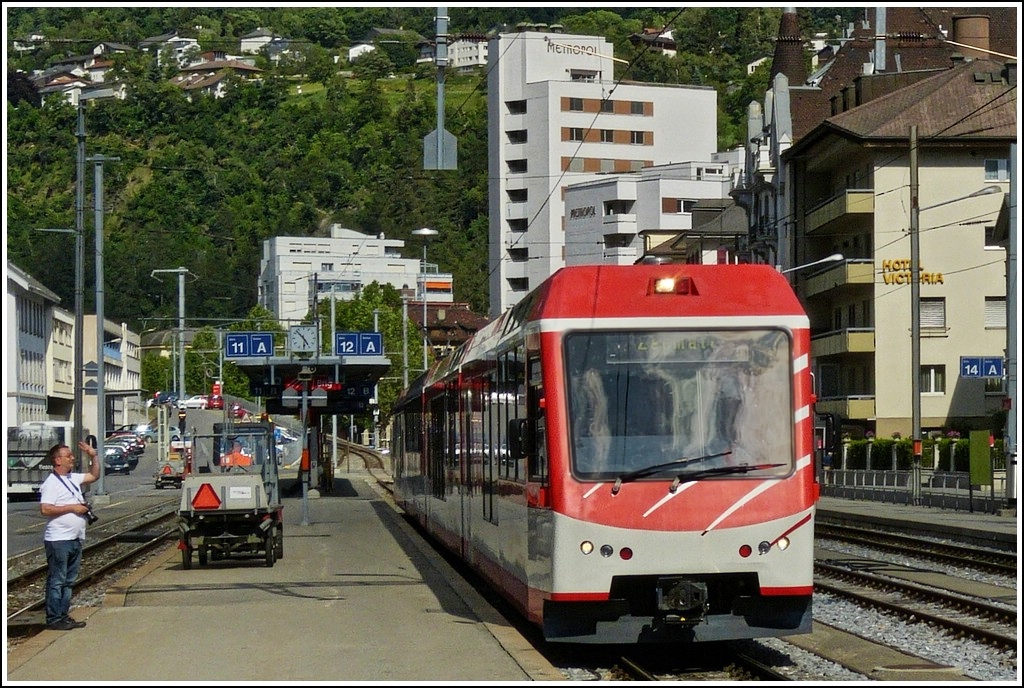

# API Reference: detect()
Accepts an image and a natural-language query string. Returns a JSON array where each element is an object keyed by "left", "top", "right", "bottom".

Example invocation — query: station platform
[
  {"left": 5, "top": 464, "right": 564, "bottom": 683},
  {"left": 7, "top": 468, "right": 1016, "bottom": 682},
  {"left": 816, "top": 495, "right": 1018, "bottom": 550}
]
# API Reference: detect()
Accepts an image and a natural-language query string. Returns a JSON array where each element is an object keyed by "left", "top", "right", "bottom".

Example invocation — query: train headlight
[
  {"left": 580, "top": 541, "right": 595, "bottom": 555},
  {"left": 600, "top": 544, "right": 614, "bottom": 558},
  {"left": 776, "top": 536, "right": 791, "bottom": 551},
  {"left": 757, "top": 540, "right": 772, "bottom": 555}
]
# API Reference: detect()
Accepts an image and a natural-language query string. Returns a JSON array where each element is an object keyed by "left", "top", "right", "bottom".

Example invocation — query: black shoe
[
  {"left": 63, "top": 617, "right": 87, "bottom": 628},
  {"left": 47, "top": 619, "right": 77, "bottom": 631}
]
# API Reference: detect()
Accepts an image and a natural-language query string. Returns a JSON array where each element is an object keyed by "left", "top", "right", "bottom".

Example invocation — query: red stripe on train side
[{"left": 760, "top": 586, "right": 814, "bottom": 596}]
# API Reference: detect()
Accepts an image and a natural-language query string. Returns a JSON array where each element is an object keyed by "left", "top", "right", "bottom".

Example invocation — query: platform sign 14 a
[
  {"left": 335, "top": 332, "right": 383, "bottom": 356},
  {"left": 960, "top": 356, "right": 1004, "bottom": 378}
]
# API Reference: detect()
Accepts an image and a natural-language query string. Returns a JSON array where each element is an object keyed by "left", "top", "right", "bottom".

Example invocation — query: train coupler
[{"left": 656, "top": 577, "right": 709, "bottom": 626}]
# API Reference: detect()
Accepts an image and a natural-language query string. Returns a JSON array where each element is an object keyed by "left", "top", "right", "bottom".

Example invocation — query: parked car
[
  {"left": 207, "top": 394, "right": 224, "bottom": 410},
  {"left": 180, "top": 394, "right": 209, "bottom": 409},
  {"left": 106, "top": 432, "right": 144, "bottom": 455},
  {"left": 148, "top": 391, "right": 179, "bottom": 407},
  {"left": 103, "top": 445, "right": 132, "bottom": 475},
  {"left": 111, "top": 423, "right": 156, "bottom": 443}
]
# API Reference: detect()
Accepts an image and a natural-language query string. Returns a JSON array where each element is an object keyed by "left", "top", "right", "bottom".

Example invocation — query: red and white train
[{"left": 391, "top": 264, "right": 818, "bottom": 644}]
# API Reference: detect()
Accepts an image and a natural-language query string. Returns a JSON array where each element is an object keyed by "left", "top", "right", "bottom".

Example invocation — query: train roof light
[
  {"left": 652, "top": 277, "right": 676, "bottom": 294},
  {"left": 650, "top": 276, "right": 696, "bottom": 295}
]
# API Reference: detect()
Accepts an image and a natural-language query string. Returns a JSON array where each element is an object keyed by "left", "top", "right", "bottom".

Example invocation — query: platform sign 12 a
[{"left": 335, "top": 332, "right": 383, "bottom": 356}]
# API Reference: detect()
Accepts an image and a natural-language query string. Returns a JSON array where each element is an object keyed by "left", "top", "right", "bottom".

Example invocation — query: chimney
[
  {"left": 953, "top": 14, "right": 990, "bottom": 60},
  {"left": 874, "top": 7, "right": 886, "bottom": 72},
  {"left": 770, "top": 7, "right": 807, "bottom": 86}
]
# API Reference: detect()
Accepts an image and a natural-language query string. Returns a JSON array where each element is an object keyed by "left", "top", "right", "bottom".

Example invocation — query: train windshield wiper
[
  {"left": 611, "top": 450, "right": 731, "bottom": 495},
  {"left": 668, "top": 463, "right": 785, "bottom": 493}
]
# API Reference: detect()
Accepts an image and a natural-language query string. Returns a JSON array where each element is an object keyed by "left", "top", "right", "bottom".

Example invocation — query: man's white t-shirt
[{"left": 39, "top": 471, "right": 89, "bottom": 542}]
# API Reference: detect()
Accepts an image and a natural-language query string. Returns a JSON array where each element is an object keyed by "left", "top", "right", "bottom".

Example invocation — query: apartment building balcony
[
  {"left": 504, "top": 143, "right": 527, "bottom": 160},
  {"left": 601, "top": 213, "right": 637, "bottom": 235},
  {"left": 814, "top": 395, "right": 876, "bottom": 420},
  {"left": 506, "top": 201, "right": 528, "bottom": 218},
  {"left": 602, "top": 246, "right": 638, "bottom": 263},
  {"left": 810, "top": 328, "right": 875, "bottom": 357},
  {"left": 803, "top": 258, "right": 874, "bottom": 298},
  {"left": 503, "top": 259, "right": 528, "bottom": 279},
  {"left": 503, "top": 113, "right": 526, "bottom": 131},
  {"left": 805, "top": 189, "right": 873, "bottom": 235}
]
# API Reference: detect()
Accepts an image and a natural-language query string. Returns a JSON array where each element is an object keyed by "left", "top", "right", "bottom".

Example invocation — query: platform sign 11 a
[{"left": 225, "top": 332, "right": 275, "bottom": 358}]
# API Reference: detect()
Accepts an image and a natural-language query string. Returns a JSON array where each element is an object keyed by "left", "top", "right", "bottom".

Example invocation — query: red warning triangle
[
  {"left": 162, "top": 464, "right": 173, "bottom": 475},
  {"left": 192, "top": 483, "right": 222, "bottom": 510}
]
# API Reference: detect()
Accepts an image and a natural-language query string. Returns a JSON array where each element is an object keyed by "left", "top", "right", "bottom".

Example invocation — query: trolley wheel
[
  {"left": 264, "top": 535, "right": 275, "bottom": 567},
  {"left": 198, "top": 547, "right": 208, "bottom": 566},
  {"left": 182, "top": 546, "right": 192, "bottom": 570},
  {"left": 155, "top": 482, "right": 163, "bottom": 490},
  {"left": 274, "top": 528, "right": 284, "bottom": 560}
]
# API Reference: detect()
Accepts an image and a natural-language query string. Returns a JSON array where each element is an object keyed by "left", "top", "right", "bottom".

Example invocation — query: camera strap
[{"left": 54, "top": 473, "right": 86, "bottom": 504}]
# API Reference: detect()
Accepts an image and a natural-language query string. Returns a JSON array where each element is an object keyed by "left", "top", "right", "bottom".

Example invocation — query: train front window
[{"left": 565, "top": 330, "right": 793, "bottom": 481}]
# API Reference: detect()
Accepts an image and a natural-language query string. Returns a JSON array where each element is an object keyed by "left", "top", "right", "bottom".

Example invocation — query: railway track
[
  {"left": 814, "top": 560, "right": 1017, "bottom": 650},
  {"left": 6, "top": 500, "right": 179, "bottom": 631},
  {"left": 815, "top": 522, "right": 1016, "bottom": 574}
]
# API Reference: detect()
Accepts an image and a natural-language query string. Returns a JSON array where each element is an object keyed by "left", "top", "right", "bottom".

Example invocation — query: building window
[
  {"left": 920, "top": 298, "right": 945, "bottom": 329},
  {"left": 600, "top": 158, "right": 615, "bottom": 172},
  {"left": 570, "top": 70, "right": 597, "bottom": 82},
  {"left": 600, "top": 129, "right": 614, "bottom": 143},
  {"left": 566, "top": 157, "right": 584, "bottom": 173},
  {"left": 847, "top": 304, "right": 857, "bottom": 328},
  {"left": 985, "top": 159, "right": 1009, "bottom": 181},
  {"left": 600, "top": 99, "right": 614, "bottom": 113},
  {"left": 920, "top": 365, "right": 945, "bottom": 394},
  {"left": 630, "top": 100, "right": 644, "bottom": 115},
  {"left": 985, "top": 297, "right": 1006, "bottom": 327},
  {"left": 506, "top": 129, "right": 527, "bottom": 144},
  {"left": 507, "top": 159, "right": 527, "bottom": 174},
  {"left": 320, "top": 263, "right": 334, "bottom": 271},
  {"left": 833, "top": 308, "right": 842, "bottom": 331},
  {"left": 568, "top": 97, "right": 584, "bottom": 112},
  {"left": 985, "top": 376, "right": 1005, "bottom": 394},
  {"left": 665, "top": 198, "right": 697, "bottom": 213},
  {"left": 630, "top": 130, "right": 645, "bottom": 145},
  {"left": 568, "top": 127, "right": 584, "bottom": 142}
]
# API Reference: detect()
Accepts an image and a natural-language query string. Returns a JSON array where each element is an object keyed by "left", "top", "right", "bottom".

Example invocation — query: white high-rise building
[
  {"left": 259, "top": 225, "right": 453, "bottom": 324},
  {"left": 486, "top": 28, "right": 717, "bottom": 317}
]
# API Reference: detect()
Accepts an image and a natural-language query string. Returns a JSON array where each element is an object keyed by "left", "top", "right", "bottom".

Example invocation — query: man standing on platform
[{"left": 39, "top": 440, "right": 101, "bottom": 630}]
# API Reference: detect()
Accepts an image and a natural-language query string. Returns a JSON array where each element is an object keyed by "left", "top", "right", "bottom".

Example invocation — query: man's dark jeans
[{"left": 44, "top": 538, "right": 82, "bottom": 625}]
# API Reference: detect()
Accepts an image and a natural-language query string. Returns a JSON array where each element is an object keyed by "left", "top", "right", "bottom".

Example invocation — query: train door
[{"left": 526, "top": 353, "right": 549, "bottom": 506}]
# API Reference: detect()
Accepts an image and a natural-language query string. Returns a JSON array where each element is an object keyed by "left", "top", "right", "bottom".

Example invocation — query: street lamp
[
  {"left": 780, "top": 253, "right": 844, "bottom": 275},
  {"left": 412, "top": 227, "right": 438, "bottom": 371}
]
